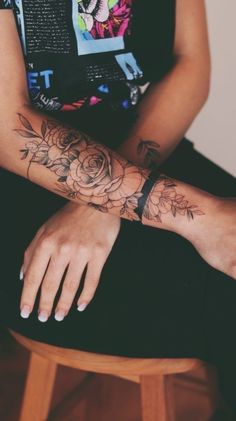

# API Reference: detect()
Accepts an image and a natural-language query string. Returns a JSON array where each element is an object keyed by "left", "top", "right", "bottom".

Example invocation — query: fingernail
[
  {"left": 77, "top": 303, "right": 87, "bottom": 312},
  {"left": 38, "top": 311, "right": 48, "bottom": 322},
  {"left": 20, "top": 305, "right": 31, "bottom": 319},
  {"left": 54, "top": 310, "right": 65, "bottom": 322},
  {"left": 19, "top": 267, "right": 24, "bottom": 281}
]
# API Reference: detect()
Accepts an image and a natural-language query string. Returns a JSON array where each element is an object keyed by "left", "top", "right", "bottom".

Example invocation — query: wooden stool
[{"left": 9, "top": 328, "right": 204, "bottom": 421}]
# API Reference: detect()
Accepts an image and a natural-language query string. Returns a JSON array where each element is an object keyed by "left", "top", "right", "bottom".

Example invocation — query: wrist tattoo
[
  {"left": 141, "top": 175, "right": 205, "bottom": 223},
  {"left": 15, "top": 113, "right": 204, "bottom": 223}
]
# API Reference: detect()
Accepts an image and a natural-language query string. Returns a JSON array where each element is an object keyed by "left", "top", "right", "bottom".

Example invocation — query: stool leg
[
  {"left": 140, "top": 375, "right": 175, "bottom": 421},
  {"left": 165, "top": 376, "right": 176, "bottom": 421},
  {"left": 19, "top": 351, "right": 57, "bottom": 421}
]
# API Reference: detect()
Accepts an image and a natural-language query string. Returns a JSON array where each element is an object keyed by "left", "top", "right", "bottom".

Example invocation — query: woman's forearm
[
  {"left": 0, "top": 104, "right": 217, "bottom": 237},
  {"left": 117, "top": 56, "right": 210, "bottom": 168}
]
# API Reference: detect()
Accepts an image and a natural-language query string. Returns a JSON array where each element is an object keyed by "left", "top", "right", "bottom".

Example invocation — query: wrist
[
  {"left": 178, "top": 192, "right": 223, "bottom": 244},
  {"left": 141, "top": 175, "right": 220, "bottom": 240},
  {"left": 165, "top": 187, "right": 222, "bottom": 242}
]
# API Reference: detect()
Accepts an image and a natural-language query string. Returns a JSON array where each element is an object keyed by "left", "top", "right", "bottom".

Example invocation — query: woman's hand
[
  {"left": 19, "top": 202, "right": 121, "bottom": 322},
  {"left": 184, "top": 197, "right": 236, "bottom": 280}
]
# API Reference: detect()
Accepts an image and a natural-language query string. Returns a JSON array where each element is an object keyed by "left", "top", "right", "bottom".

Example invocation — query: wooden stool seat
[{"left": 9, "top": 328, "right": 204, "bottom": 421}]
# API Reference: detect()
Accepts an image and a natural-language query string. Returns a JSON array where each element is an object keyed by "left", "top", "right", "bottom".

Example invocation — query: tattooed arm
[
  {"left": 3, "top": 107, "right": 208, "bottom": 232},
  {"left": 0, "top": 11, "right": 219, "bottom": 233},
  {"left": 2, "top": 106, "right": 236, "bottom": 282},
  {"left": 0, "top": 11, "right": 210, "bottom": 234},
  {"left": 0, "top": 8, "right": 210, "bottom": 231},
  {"left": 117, "top": 0, "right": 211, "bottom": 168},
  {"left": 2, "top": 9, "right": 236, "bottom": 283}
]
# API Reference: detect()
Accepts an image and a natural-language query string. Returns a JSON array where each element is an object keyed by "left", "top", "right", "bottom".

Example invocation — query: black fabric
[
  {"left": 0, "top": 106, "right": 236, "bottom": 409},
  {"left": 129, "top": 0, "right": 176, "bottom": 82}
]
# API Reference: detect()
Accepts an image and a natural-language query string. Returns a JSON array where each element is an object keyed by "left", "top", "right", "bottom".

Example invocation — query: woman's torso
[{"left": 2, "top": 0, "right": 176, "bottom": 112}]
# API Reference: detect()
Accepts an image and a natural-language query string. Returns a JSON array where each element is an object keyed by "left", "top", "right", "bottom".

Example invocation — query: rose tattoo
[
  {"left": 15, "top": 113, "right": 144, "bottom": 220},
  {"left": 15, "top": 113, "right": 204, "bottom": 223}
]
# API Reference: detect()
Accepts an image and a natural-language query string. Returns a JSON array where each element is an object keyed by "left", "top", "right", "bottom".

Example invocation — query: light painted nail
[
  {"left": 77, "top": 303, "right": 87, "bottom": 312},
  {"left": 38, "top": 311, "right": 48, "bottom": 322},
  {"left": 20, "top": 305, "right": 31, "bottom": 319},
  {"left": 54, "top": 310, "right": 65, "bottom": 322},
  {"left": 19, "top": 268, "right": 24, "bottom": 281}
]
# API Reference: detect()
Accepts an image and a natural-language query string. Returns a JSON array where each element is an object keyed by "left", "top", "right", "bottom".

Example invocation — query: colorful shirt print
[
  {"left": 0, "top": 0, "right": 176, "bottom": 113},
  {"left": 0, "top": 0, "right": 144, "bottom": 112},
  {"left": 77, "top": 0, "right": 132, "bottom": 40}
]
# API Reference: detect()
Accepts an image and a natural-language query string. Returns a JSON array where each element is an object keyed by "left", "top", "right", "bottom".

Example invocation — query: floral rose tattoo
[
  {"left": 136, "top": 138, "right": 205, "bottom": 221},
  {"left": 143, "top": 175, "right": 205, "bottom": 222},
  {"left": 15, "top": 113, "right": 204, "bottom": 223}
]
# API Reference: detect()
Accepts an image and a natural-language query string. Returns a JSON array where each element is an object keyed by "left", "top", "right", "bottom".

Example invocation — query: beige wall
[{"left": 187, "top": 0, "right": 236, "bottom": 176}]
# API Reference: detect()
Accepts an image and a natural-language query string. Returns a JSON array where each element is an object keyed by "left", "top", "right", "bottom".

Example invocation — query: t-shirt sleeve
[{"left": 0, "top": 1, "right": 12, "bottom": 9}]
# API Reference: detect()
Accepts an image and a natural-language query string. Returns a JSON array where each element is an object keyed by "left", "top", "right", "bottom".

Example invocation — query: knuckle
[
  {"left": 76, "top": 244, "right": 89, "bottom": 256},
  {"left": 41, "top": 281, "right": 55, "bottom": 294},
  {"left": 63, "top": 279, "right": 78, "bottom": 293},
  {"left": 57, "top": 243, "right": 71, "bottom": 257},
  {"left": 93, "top": 243, "right": 108, "bottom": 256},
  {"left": 38, "top": 237, "right": 54, "bottom": 251},
  {"left": 94, "top": 241, "right": 106, "bottom": 251},
  {"left": 24, "top": 275, "right": 37, "bottom": 288}
]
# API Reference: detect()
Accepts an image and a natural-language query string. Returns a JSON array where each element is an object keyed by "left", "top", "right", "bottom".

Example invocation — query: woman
[{"left": 0, "top": 0, "right": 236, "bottom": 417}]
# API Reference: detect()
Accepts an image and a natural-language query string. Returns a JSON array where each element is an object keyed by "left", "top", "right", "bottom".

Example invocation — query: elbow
[
  {"left": 199, "top": 75, "right": 210, "bottom": 110},
  {"left": 197, "top": 50, "right": 212, "bottom": 108},
  {"left": 201, "top": 56, "right": 211, "bottom": 105},
  {"left": 189, "top": 56, "right": 211, "bottom": 112}
]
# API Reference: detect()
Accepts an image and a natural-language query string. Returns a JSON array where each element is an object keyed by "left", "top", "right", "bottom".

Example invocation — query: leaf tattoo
[
  {"left": 137, "top": 139, "right": 161, "bottom": 169},
  {"left": 143, "top": 175, "right": 205, "bottom": 222},
  {"left": 17, "top": 113, "right": 34, "bottom": 131},
  {"left": 15, "top": 114, "right": 205, "bottom": 223}
]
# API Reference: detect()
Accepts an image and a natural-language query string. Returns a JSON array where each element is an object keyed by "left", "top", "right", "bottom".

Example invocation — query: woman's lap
[{"left": 1, "top": 136, "right": 236, "bottom": 364}]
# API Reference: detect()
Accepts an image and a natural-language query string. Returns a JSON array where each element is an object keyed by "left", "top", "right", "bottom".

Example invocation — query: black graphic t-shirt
[{"left": 0, "top": 0, "right": 176, "bottom": 113}]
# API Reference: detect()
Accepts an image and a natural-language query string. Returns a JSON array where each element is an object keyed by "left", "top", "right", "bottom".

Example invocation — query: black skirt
[{"left": 1, "top": 106, "right": 236, "bottom": 408}]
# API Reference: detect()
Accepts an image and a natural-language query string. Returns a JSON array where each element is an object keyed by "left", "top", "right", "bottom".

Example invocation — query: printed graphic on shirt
[
  {"left": 0, "top": 0, "right": 12, "bottom": 7},
  {"left": 14, "top": 0, "right": 74, "bottom": 54},
  {"left": 9, "top": 0, "right": 144, "bottom": 112},
  {"left": 72, "top": 0, "right": 127, "bottom": 55}
]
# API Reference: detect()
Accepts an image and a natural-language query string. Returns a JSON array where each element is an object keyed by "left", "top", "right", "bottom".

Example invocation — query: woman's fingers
[
  {"left": 54, "top": 254, "right": 88, "bottom": 321},
  {"left": 20, "top": 244, "right": 51, "bottom": 319},
  {"left": 21, "top": 238, "right": 109, "bottom": 321},
  {"left": 54, "top": 249, "right": 107, "bottom": 321},
  {"left": 38, "top": 253, "right": 69, "bottom": 322},
  {"left": 77, "top": 251, "right": 107, "bottom": 312},
  {"left": 19, "top": 203, "right": 120, "bottom": 323},
  {"left": 20, "top": 226, "right": 45, "bottom": 278}
]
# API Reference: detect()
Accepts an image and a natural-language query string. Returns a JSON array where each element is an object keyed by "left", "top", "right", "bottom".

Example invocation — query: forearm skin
[
  {"left": 0, "top": 104, "right": 211, "bottom": 236},
  {"left": 117, "top": 57, "right": 210, "bottom": 168}
]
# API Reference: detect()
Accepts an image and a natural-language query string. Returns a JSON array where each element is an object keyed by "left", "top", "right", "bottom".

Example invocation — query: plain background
[{"left": 187, "top": 0, "right": 236, "bottom": 176}]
